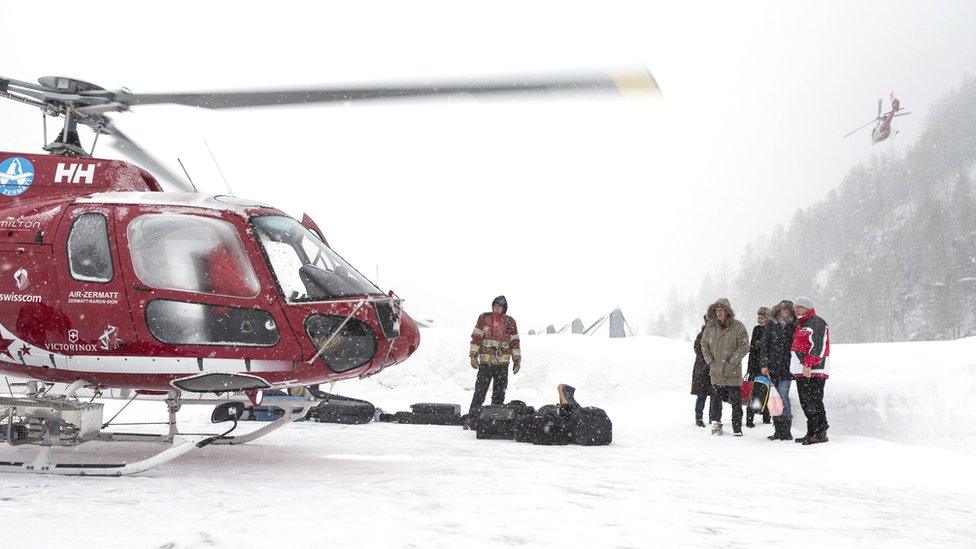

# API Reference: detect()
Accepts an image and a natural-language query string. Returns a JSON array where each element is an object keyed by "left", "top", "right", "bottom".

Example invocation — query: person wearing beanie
[
  {"left": 700, "top": 298, "right": 750, "bottom": 436},
  {"left": 467, "top": 295, "right": 521, "bottom": 418},
  {"left": 761, "top": 300, "right": 797, "bottom": 441},
  {"left": 691, "top": 314, "right": 711, "bottom": 427},
  {"left": 790, "top": 297, "right": 831, "bottom": 445},
  {"left": 746, "top": 306, "right": 772, "bottom": 428}
]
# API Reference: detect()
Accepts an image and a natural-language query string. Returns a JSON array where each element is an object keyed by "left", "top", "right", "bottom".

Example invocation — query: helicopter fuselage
[{"left": 0, "top": 151, "right": 419, "bottom": 393}]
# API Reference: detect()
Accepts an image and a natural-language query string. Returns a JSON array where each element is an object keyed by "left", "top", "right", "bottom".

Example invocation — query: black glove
[{"left": 512, "top": 362, "right": 521, "bottom": 374}]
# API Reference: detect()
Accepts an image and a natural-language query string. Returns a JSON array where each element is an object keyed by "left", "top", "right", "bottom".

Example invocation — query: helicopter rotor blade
[
  {"left": 894, "top": 111, "right": 911, "bottom": 117},
  {"left": 843, "top": 117, "right": 879, "bottom": 138},
  {"left": 102, "top": 119, "right": 195, "bottom": 192},
  {"left": 112, "top": 69, "right": 661, "bottom": 110}
]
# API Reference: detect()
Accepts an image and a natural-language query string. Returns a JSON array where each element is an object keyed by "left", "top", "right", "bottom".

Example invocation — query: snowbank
[{"left": 1, "top": 329, "right": 975, "bottom": 547}]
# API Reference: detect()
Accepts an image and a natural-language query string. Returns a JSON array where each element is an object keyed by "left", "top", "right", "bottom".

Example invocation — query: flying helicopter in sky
[
  {"left": 0, "top": 70, "right": 660, "bottom": 475},
  {"left": 844, "top": 91, "right": 911, "bottom": 144}
]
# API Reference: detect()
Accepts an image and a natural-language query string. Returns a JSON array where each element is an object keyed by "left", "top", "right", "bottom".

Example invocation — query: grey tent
[
  {"left": 584, "top": 308, "right": 635, "bottom": 338},
  {"left": 571, "top": 318, "right": 585, "bottom": 334}
]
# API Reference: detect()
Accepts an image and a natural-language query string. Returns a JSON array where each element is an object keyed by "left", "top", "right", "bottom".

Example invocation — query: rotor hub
[{"left": 37, "top": 76, "right": 104, "bottom": 94}]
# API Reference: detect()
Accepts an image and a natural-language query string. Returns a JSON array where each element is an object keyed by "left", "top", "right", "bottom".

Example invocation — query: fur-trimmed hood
[
  {"left": 769, "top": 300, "right": 796, "bottom": 326},
  {"left": 705, "top": 298, "right": 736, "bottom": 323}
]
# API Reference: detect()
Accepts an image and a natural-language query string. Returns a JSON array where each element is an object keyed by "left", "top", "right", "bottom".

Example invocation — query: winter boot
[
  {"left": 802, "top": 432, "right": 829, "bottom": 445},
  {"left": 733, "top": 429, "right": 743, "bottom": 437},
  {"left": 781, "top": 418, "right": 793, "bottom": 441},
  {"left": 762, "top": 413, "right": 771, "bottom": 425},
  {"left": 710, "top": 421, "right": 723, "bottom": 436},
  {"left": 767, "top": 418, "right": 782, "bottom": 440},
  {"left": 696, "top": 419, "right": 706, "bottom": 428}
]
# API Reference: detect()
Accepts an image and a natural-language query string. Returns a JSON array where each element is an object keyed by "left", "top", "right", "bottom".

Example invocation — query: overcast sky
[{"left": 2, "top": 1, "right": 975, "bottom": 331}]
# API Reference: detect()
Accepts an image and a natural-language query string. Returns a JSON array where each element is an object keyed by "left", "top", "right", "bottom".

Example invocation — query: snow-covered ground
[{"left": 1, "top": 329, "right": 975, "bottom": 548}]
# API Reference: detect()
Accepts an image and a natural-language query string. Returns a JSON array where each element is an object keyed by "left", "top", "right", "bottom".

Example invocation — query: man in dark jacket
[
  {"left": 761, "top": 300, "right": 796, "bottom": 440},
  {"left": 746, "top": 306, "right": 772, "bottom": 428},
  {"left": 468, "top": 296, "right": 521, "bottom": 417},
  {"left": 790, "top": 297, "right": 830, "bottom": 445},
  {"left": 691, "top": 315, "right": 710, "bottom": 427}
]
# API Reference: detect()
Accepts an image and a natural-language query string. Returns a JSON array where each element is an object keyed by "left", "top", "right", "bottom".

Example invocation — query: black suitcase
[
  {"left": 410, "top": 403, "right": 462, "bottom": 415},
  {"left": 314, "top": 399, "right": 375, "bottom": 424},
  {"left": 476, "top": 405, "right": 518, "bottom": 440},
  {"left": 569, "top": 407, "right": 612, "bottom": 446},
  {"left": 392, "top": 411, "right": 463, "bottom": 426}
]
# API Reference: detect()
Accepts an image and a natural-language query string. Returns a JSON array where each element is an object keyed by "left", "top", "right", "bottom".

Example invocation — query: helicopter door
[
  {"left": 52, "top": 206, "right": 135, "bottom": 353},
  {"left": 114, "top": 210, "right": 300, "bottom": 366}
]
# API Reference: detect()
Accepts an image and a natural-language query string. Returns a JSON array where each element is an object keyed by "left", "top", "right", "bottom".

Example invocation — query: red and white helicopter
[
  {"left": 0, "top": 71, "right": 659, "bottom": 475},
  {"left": 844, "top": 91, "right": 911, "bottom": 144}
]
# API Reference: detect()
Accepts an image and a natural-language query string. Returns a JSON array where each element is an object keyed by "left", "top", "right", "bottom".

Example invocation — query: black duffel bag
[
  {"left": 568, "top": 407, "right": 612, "bottom": 446},
  {"left": 516, "top": 404, "right": 573, "bottom": 446}
]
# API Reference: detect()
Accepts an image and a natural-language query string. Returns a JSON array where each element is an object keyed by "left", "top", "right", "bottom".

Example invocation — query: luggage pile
[
  {"left": 377, "top": 403, "right": 465, "bottom": 426},
  {"left": 472, "top": 384, "right": 612, "bottom": 446}
]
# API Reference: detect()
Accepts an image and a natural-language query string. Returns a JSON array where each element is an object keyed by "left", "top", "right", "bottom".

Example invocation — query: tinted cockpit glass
[{"left": 252, "top": 215, "right": 382, "bottom": 302}]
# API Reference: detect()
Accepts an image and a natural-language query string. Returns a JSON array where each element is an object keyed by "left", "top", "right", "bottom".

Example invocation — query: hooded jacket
[
  {"left": 700, "top": 298, "right": 750, "bottom": 387},
  {"left": 790, "top": 307, "right": 830, "bottom": 379},
  {"left": 760, "top": 302, "right": 797, "bottom": 383},
  {"left": 470, "top": 297, "right": 520, "bottom": 367},
  {"left": 690, "top": 324, "right": 711, "bottom": 395}
]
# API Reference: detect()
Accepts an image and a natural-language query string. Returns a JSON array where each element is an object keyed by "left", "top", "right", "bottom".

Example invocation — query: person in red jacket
[
  {"left": 468, "top": 296, "right": 521, "bottom": 417},
  {"left": 790, "top": 297, "right": 831, "bottom": 445}
]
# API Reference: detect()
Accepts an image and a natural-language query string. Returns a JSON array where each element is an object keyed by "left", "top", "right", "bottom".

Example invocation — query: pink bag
[{"left": 767, "top": 389, "right": 784, "bottom": 417}]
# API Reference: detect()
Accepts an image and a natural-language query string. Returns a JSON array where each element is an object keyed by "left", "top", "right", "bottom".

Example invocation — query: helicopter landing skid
[
  {"left": 0, "top": 434, "right": 210, "bottom": 477},
  {"left": 98, "top": 396, "right": 316, "bottom": 446},
  {"left": 0, "top": 395, "right": 316, "bottom": 476}
]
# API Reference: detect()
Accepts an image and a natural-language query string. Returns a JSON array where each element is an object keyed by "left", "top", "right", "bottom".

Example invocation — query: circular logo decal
[{"left": 0, "top": 156, "right": 35, "bottom": 197}]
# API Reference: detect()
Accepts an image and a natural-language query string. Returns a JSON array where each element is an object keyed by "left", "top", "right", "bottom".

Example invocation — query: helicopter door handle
[{"left": 132, "top": 283, "right": 152, "bottom": 292}]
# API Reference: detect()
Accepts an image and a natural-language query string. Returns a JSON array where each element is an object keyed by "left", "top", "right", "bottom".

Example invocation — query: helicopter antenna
[
  {"left": 42, "top": 112, "right": 47, "bottom": 147},
  {"left": 177, "top": 158, "right": 200, "bottom": 192},
  {"left": 90, "top": 129, "right": 101, "bottom": 155},
  {"left": 204, "top": 140, "right": 233, "bottom": 194}
]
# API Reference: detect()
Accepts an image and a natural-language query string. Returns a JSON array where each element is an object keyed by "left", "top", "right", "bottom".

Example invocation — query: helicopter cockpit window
[
  {"left": 68, "top": 213, "right": 114, "bottom": 283},
  {"left": 252, "top": 216, "right": 382, "bottom": 302},
  {"left": 127, "top": 214, "right": 260, "bottom": 298}
]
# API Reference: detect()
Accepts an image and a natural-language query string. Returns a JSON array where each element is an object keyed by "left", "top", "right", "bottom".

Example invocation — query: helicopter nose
[{"left": 389, "top": 310, "right": 421, "bottom": 364}]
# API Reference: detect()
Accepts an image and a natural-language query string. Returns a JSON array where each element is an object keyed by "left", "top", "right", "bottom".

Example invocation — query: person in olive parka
[{"left": 700, "top": 298, "right": 750, "bottom": 436}]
